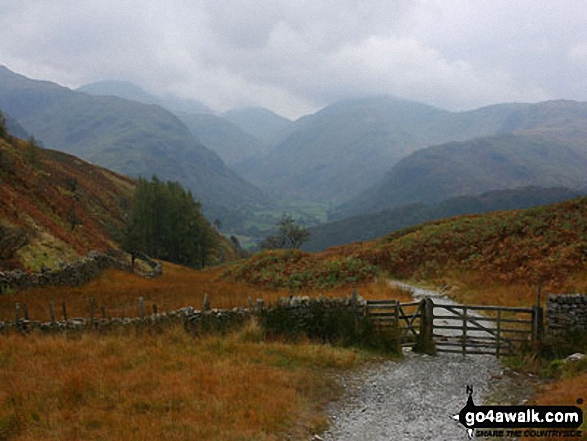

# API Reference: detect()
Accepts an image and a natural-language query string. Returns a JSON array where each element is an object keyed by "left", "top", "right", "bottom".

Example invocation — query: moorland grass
[{"left": 0, "top": 321, "right": 380, "bottom": 441}]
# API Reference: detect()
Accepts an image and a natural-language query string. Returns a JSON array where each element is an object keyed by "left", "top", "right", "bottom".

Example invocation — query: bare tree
[{"left": 261, "top": 214, "right": 310, "bottom": 250}]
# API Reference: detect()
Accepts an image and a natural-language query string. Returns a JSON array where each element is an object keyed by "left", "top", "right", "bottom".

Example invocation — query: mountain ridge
[
  {"left": 0, "top": 67, "right": 269, "bottom": 227},
  {"left": 241, "top": 96, "right": 587, "bottom": 205},
  {"left": 333, "top": 133, "right": 587, "bottom": 219}
]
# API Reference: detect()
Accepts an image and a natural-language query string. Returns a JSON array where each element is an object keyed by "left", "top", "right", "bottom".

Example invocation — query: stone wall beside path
[{"left": 546, "top": 293, "right": 587, "bottom": 337}]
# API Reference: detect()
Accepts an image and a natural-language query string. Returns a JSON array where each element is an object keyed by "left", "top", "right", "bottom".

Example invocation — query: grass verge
[{"left": 0, "top": 321, "right": 382, "bottom": 441}]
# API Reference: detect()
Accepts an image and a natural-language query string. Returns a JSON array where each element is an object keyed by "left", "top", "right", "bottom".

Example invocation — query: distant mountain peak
[{"left": 77, "top": 80, "right": 213, "bottom": 115}]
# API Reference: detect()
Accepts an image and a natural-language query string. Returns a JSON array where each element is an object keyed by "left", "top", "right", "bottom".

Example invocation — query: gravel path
[{"left": 320, "top": 283, "right": 535, "bottom": 441}]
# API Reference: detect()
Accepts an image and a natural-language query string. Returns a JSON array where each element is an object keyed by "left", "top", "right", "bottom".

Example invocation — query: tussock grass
[
  {"left": 0, "top": 263, "right": 412, "bottom": 321},
  {"left": 0, "top": 322, "right": 371, "bottom": 441}
]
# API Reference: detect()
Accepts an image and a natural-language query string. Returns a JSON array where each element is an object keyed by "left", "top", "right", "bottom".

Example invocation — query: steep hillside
[
  {"left": 79, "top": 82, "right": 281, "bottom": 168},
  {"left": 0, "top": 67, "right": 269, "bottom": 226},
  {"left": 0, "top": 135, "right": 134, "bottom": 270},
  {"left": 304, "top": 187, "right": 581, "bottom": 251},
  {"left": 0, "top": 133, "right": 238, "bottom": 271},
  {"left": 334, "top": 134, "right": 587, "bottom": 219}
]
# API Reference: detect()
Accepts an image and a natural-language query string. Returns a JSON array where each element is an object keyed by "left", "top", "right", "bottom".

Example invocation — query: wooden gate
[
  {"left": 366, "top": 298, "right": 543, "bottom": 356},
  {"left": 365, "top": 299, "right": 423, "bottom": 346},
  {"left": 430, "top": 302, "right": 540, "bottom": 356}
]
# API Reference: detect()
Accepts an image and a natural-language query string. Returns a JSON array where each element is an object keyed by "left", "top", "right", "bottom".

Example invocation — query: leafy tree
[
  {"left": 123, "top": 176, "right": 217, "bottom": 268},
  {"left": 261, "top": 214, "right": 310, "bottom": 250}
]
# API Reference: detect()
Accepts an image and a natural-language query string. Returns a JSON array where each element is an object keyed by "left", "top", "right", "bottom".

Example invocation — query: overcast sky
[{"left": 1, "top": 0, "right": 587, "bottom": 119}]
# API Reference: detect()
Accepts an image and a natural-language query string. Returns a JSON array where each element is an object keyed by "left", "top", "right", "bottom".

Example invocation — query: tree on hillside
[
  {"left": 26, "top": 136, "right": 42, "bottom": 168},
  {"left": 261, "top": 214, "right": 310, "bottom": 250},
  {"left": 123, "top": 176, "right": 217, "bottom": 268},
  {"left": 0, "top": 111, "right": 7, "bottom": 140}
]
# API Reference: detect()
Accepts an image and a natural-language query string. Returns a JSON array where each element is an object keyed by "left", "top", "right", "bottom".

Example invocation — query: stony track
[{"left": 320, "top": 283, "right": 535, "bottom": 441}]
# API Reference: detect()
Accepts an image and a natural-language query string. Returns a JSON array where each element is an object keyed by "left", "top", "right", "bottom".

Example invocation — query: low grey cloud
[{"left": 1, "top": 0, "right": 586, "bottom": 118}]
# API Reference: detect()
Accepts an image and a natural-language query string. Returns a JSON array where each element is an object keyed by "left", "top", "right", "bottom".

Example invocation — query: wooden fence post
[
  {"left": 532, "top": 305, "right": 544, "bottom": 344},
  {"left": 139, "top": 297, "right": 145, "bottom": 319},
  {"left": 22, "top": 304, "right": 29, "bottom": 321},
  {"left": 49, "top": 301, "right": 56, "bottom": 325},
  {"left": 393, "top": 300, "right": 400, "bottom": 352},
  {"left": 89, "top": 297, "right": 95, "bottom": 327},
  {"left": 14, "top": 303, "right": 20, "bottom": 324},
  {"left": 351, "top": 288, "right": 360, "bottom": 333},
  {"left": 203, "top": 293, "right": 210, "bottom": 311},
  {"left": 152, "top": 304, "right": 158, "bottom": 315},
  {"left": 101, "top": 306, "right": 107, "bottom": 319},
  {"left": 62, "top": 301, "right": 68, "bottom": 321}
]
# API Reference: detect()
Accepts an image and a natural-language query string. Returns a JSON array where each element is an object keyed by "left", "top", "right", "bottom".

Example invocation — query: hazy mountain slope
[
  {"left": 304, "top": 187, "right": 581, "bottom": 251},
  {"left": 175, "top": 113, "right": 267, "bottom": 167},
  {"left": 333, "top": 134, "right": 587, "bottom": 219},
  {"left": 240, "top": 97, "right": 587, "bottom": 204},
  {"left": 79, "top": 81, "right": 274, "bottom": 169},
  {"left": 239, "top": 97, "right": 538, "bottom": 203},
  {"left": 221, "top": 107, "right": 294, "bottom": 147},
  {"left": 3, "top": 111, "right": 29, "bottom": 140},
  {"left": 78, "top": 80, "right": 212, "bottom": 115},
  {"left": 240, "top": 97, "right": 457, "bottom": 201},
  {"left": 0, "top": 67, "right": 268, "bottom": 222}
]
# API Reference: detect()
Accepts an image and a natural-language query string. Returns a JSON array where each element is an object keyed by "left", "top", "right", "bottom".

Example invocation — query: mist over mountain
[
  {"left": 78, "top": 80, "right": 213, "bottom": 115},
  {"left": 240, "top": 97, "right": 587, "bottom": 206},
  {"left": 79, "top": 81, "right": 291, "bottom": 168},
  {"left": 0, "top": 67, "right": 268, "bottom": 226},
  {"left": 333, "top": 132, "right": 587, "bottom": 219},
  {"left": 221, "top": 107, "right": 294, "bottom": 147},
  {"left": 175, "top": 112, "right": 268, "bottom": 167},
  {"left": 238, "top": 97, "right": 531, "bottom": 203},
  {"left": 2, "top": 111, "right": 30, "bottom": 140},
  {"left": 5, "top": 65, "right": 587, "bottom": 246}
]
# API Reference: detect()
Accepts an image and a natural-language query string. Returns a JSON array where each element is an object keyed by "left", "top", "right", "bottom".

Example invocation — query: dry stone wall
[
  {"left": 0, "top": 295, "right": 365, "bottom": 339},
  {"left": 0, "top": 250, "right": 162, "bottom": 291},
  {"left": 546, "top": 294, "right": 587, "bottom": 337},
  {"left": 0, "top": 306, "right": 250, "bottom": 335}
]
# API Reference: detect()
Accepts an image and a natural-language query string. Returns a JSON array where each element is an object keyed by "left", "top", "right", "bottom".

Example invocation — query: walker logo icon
[{"left": 453, "top": 386, "right": 584, "bottom": 439}]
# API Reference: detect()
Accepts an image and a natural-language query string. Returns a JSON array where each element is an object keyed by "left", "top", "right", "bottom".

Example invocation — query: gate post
[
  {"left": 416, "top": 297, "right": 436, "bottom": 355},
  {"left": 532, "top": 305, "right": 544, "bottom": 344},
  {"left": 393, "top": 300, "right": 400, "bottom": 353}
]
